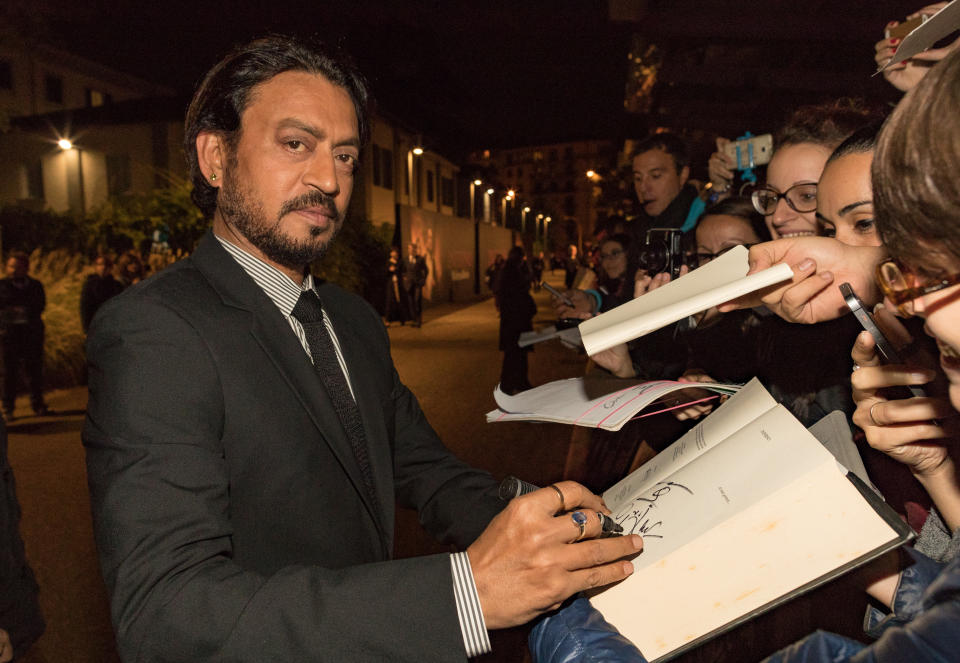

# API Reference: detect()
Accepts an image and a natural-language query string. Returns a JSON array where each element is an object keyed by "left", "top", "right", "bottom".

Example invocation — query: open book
[
  {"left": 579, "top": 245, "right": 793, "bottom": 355},
  {"left": 487, "top": 378, "right": 741, "bottom": 430},
  {"left": 589, "top": 378, "right": 913, "bottom": 662}
]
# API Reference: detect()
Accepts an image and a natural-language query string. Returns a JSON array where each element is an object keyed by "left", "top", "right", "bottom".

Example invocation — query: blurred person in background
[
  {"left": 115, "top": 250, "right": 145, "bottom": 289},
  {"left": 498, "top": 246, "right": 536, "bottom": 395},
  {"left": 80, "top": 255, "right": 124, "bottom": 334},
  {"left": 0, "top": 253, "right": 47, "bottom": 420}
]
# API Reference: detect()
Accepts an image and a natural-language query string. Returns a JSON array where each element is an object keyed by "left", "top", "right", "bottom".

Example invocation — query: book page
[
  {"left": 487, "top": 378, "right": 740, "bottom": 431},
  {"left": 603, "top": 378, "right": 775, "bottom": 511},
  {"left": 880, "top": 0, "right": 960, "bottom": 70},
  {"left": 579, "top": 246, "right": 793, "bottom": 355},
  {"left": 592, "top": 466, "right": 903, "bottom": 661},
  {"left": 605, "top": 403, "right": 843, "bottom": 569}
]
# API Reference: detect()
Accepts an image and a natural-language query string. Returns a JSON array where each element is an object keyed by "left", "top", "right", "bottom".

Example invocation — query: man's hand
[
  {"left": 634, "top": 266, "right": 685, "bottom": 299},
  {"left": 718, "top": 237, "right": 885, "bottom": 324},
  {"left": 0, "top": 628, "right": 12, "bottom": 663},
  {"left": 673, "top": 370, "right": 720, "bottom": 421},
  {"left": 467, "top": 481, "right": 643, "bottom": 629}
]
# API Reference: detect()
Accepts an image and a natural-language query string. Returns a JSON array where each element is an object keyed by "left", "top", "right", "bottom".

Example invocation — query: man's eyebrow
[
  {"left": 277, "top": 118, "right": 323, "bottom": 138},
  {"left": 838, "top": 200, "right": 872, "bottom": 217}
]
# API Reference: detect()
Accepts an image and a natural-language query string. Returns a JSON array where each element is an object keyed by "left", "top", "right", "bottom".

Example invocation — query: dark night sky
[{"left": 5, "top": 0, "right": 918, "bottom": 157}]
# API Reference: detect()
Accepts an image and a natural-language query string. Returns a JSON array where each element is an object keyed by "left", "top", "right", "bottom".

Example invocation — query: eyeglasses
[
  {"left": 751, "top": 182, "right": 818, "bottom": 216},
  {"left": 600, "top": 249, "right": 624, "bottom": 261},
  {"left": 876, "top": 258, "right": 960, "bottom": 316},
  {"left": 696, "top": 243, "right": 754, "bottom": 266}
]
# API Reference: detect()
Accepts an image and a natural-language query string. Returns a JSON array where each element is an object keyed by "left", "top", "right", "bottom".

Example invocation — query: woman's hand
[
  {"left": 672, "top": 370, "right": 720, "bottom": 421},
  {"left": 850, "top": 305, "right": 958, "bottom": 477},
  {"left": 708, "top": 136, "right": 735, "bottom": 193},
  {"left": 590, "top": 343, "right": 635, "bottom": 378},
  {"left": 877, "top": 4, "right": 959, "bottom": 92}
]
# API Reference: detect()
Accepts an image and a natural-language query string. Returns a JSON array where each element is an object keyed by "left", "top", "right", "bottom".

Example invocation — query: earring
[{"left": 210, "top": 173, "right": 218, "bottom": 182}]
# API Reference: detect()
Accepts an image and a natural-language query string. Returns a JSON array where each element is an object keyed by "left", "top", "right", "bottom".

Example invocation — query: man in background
[
  {"left": 79, "top": 255, "right": 124, "bottom": 334},
  {"left": 0, "top": 253, "right": 47, "bottom": 420}
]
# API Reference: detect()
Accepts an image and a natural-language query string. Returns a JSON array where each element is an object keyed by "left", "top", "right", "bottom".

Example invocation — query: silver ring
[
  {"left": 869, "top": 402, "right": 884, "bottom": 427},
  {"left": 852, "top": 363, "right": 861, "bottom": 372},
  {"left": 571, "top": 511, "right": 588, "bottom": 541}
]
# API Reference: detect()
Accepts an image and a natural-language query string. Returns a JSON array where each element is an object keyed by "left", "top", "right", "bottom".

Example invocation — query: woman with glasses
[{"left": 594, "top": 234, "right": 638, "bottom": 312}]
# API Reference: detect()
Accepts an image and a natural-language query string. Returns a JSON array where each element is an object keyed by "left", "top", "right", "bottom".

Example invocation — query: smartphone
[
  {"left": 723, "top": 133, "right": 773, "bottom": 170},
  {"left": 885, "top": 14, "right": 927, "bottom": 40},
  {"left": 840, "top": 282, "right": 926, "bottom": 397},
  {"left": 541, "top": 281, "right": 575, "bottom": 307}
]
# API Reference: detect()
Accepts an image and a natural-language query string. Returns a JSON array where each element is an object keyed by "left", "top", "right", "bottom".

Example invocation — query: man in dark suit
[{"left": 83, "top": 36, "right": 641, "bottom": 662}]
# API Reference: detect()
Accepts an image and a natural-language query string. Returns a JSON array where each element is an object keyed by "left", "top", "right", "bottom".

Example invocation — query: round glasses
[
  {"left": 876, "top": 258, "right": 960, "bottom": 316},
  {"left": 751, "top": 182, "right": 818, "bottom": 216}
]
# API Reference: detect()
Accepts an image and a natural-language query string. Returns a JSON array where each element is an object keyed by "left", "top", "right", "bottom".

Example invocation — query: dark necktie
[{"left": 291, "top": 289, "right": 379, "bottom": 511}]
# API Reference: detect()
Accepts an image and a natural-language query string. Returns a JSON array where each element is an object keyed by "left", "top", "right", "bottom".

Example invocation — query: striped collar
[{"left": 213, "top": 233, "right": 315, "bottom": 313}]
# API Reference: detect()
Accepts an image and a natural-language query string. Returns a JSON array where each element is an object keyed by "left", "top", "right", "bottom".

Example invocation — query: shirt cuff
[{"left": 450, "top": 552, "right": 491, "bottom": 658}]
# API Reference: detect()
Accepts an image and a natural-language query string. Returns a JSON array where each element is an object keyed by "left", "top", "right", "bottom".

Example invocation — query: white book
[
  {"left": 578, "top": 245, "right": 793, "bottom": 356},
  {"left": 589, "top": 379, "right": 913, "bottom": 662}
]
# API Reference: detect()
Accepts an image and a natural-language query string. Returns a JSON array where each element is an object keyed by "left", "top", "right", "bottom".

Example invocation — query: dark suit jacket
[{"left": 83, "top": 231, "right": 503, "bottom": 662}]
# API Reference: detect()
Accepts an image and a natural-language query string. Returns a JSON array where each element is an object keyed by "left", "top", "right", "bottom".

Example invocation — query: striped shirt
[{"left": 215, "top": 234, "right": 491, "bottom": 658}]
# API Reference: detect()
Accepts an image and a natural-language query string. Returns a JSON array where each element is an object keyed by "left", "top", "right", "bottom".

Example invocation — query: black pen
[{"left": 498, "top": 476, "right": 623, "bottom": 535}]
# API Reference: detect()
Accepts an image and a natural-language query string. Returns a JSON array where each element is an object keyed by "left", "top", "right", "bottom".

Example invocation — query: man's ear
[
  {"left": 678, "top": 165, "right": 690, "bottom": 188},
  {"left": 196, "top": 132, "right": 225, "bottom": 188}
]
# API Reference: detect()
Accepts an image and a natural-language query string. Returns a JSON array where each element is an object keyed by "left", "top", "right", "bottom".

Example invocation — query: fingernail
[
  {"left": 798, "top": 258, "right": 815, "bottom": 270},
  {"left": 632, "top": 535, "right": 643, "bottom": 550},
  {"left": 890, "top": 38, "right": 900, "bottom": 45},
  {"left": 623, "top": 561, "right": 635, "bottom": 575},
  {"left": 819, "top": 270, "right": 834, "bottom": 281}
]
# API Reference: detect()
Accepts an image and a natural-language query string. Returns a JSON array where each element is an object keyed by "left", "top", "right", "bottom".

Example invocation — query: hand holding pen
[{"left": 467, "top": 479, "right": 642, "bottom": 630}]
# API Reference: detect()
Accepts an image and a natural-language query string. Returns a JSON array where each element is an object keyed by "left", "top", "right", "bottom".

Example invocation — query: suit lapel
[{"left": 191, "top": 232, "right": 389, "bottom": 551}]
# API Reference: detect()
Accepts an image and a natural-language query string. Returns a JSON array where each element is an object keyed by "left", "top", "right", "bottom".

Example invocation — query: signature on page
[{"left": 615, "top": 480, "right": 693, "bottom": 539}]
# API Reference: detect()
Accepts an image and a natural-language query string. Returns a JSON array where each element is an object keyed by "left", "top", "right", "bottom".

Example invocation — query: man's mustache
[{"left": 279, "top": 191, "right": 339, "bottom": 219}]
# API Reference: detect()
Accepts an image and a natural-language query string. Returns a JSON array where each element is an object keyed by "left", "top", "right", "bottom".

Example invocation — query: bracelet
[{"left": 584, "top": 289, "right": 602, "bottom": 314}]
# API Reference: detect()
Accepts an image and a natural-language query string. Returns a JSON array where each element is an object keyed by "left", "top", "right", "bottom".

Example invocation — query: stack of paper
[{"left": 486, "top": 378, "right": 741, "bottom": 430}]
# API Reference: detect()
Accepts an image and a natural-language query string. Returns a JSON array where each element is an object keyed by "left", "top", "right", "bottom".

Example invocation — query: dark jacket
[
  {"left": 0, "top": 421, "right": 45, "bottom": 658},
  {"left": 80, "top": 274, "right": 124, "bottom": 333}
]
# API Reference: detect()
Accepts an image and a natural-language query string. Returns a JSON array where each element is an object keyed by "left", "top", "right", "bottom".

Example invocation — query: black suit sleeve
[{"left": 84, "top": 293, "right": 481, "bottom": 663}]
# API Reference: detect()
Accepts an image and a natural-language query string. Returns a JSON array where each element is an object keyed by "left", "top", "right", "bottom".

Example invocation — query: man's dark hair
[
  {"left": 184, "top": 34, "right": 371, "bottom": 218},
  {"left": 826, "top": 121, "right": 882, "bottom": 167},
  {"left": 630, "top": 132, "right": 690, "bottom": 174}
]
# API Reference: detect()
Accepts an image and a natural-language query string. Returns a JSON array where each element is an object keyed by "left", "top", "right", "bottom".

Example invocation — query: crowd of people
[{"left": 536, "top": 4, "right": 960, "bottom": 661}]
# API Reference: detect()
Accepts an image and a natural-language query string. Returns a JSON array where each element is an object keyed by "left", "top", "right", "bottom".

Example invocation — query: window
[
  {"left": 25, "top": 161, "right": 43, "bottom": 199},
  {"left": 372, "top": 144, "right": 382, "bottom": 187},
  {"left": 0, "top": 60, "right": 12, "bottom": 90},
  {"left": 106, "top": 154, "right": 131, "bottom": 195},
  {"left": 441, "top": 176, "right": 454, "bottom": 207},
  {"left": 86, "top": 88, "right": 111, "bottom": 107},
  {"left": 44, "top": 74, "right": 63, "bottom": 104},
  {"left": 426, "top": 170, "right": 434, "bottom": 203},
  {"left": 380, "top": 148, "right": 393, "bottom": 190}
]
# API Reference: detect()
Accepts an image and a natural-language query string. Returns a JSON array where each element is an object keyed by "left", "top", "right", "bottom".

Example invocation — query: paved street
[{"left": 6, "top": 272, "right": 585, "bottom": 663}]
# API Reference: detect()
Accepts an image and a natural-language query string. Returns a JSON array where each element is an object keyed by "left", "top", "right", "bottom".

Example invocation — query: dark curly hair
[{"left": 184, "top": 34, "right": 371, "bottom": 218}]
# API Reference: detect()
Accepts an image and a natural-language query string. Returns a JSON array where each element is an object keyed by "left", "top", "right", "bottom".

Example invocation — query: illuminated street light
[
  {"left": 58, "top": 138, "right": 73, "bottom": 150},
  {"left": 521, "top": 206, "right": 531, "bottom": 233},
  {"left": 412, "top": 146, "right": 424, "bottom": 155},
  {"left": 585, "top": 170, "right": 595, "bottom": 178},
  {"left": 486, "top": 188, "right": 494, "bottom": 195},
  {"left": 473, "top": 179, "right": 482, "bottom": 186}
]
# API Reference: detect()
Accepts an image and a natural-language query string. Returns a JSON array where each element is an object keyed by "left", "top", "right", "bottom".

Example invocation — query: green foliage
[
  {"left": 83, "top": 174, "right": 206, "bottom": 255},
  {"left": 312, "top": 215, "right": 391, "bottom": 301}
]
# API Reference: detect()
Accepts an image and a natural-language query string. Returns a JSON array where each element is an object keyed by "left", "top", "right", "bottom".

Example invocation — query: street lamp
[
  {"left": 469, "top": 179, "right": 481, "bottom": 221},
  {"left": 484, "top": 187, "right": 494, "bottom": 224},
  {"left": 412, "top": 146, "right": 424, "bottom": 155},
  {"left": 521, "top": 206, "right": 531, "bottom": 233},
  {"left": 543, "top": 216, "right": 552, "bottom": 250},
  {"left": 501, "top": 191, "right": 514, "bottom": 227}
]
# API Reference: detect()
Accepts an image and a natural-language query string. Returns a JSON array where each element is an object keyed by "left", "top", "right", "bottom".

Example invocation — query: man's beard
[{"left": 217, "top": 173, "right": 343, "bottom": 271}]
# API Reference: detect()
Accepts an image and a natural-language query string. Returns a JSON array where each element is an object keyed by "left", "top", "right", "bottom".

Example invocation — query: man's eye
[
  {"left": 335, "top": 154, "right": 358, "bottom": 171},
  {"left": 855, "top": 218, "right": 875, "bottom": 232},
  {"left": 285, "top": 140, "right": 305, "bottom": 151}
]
